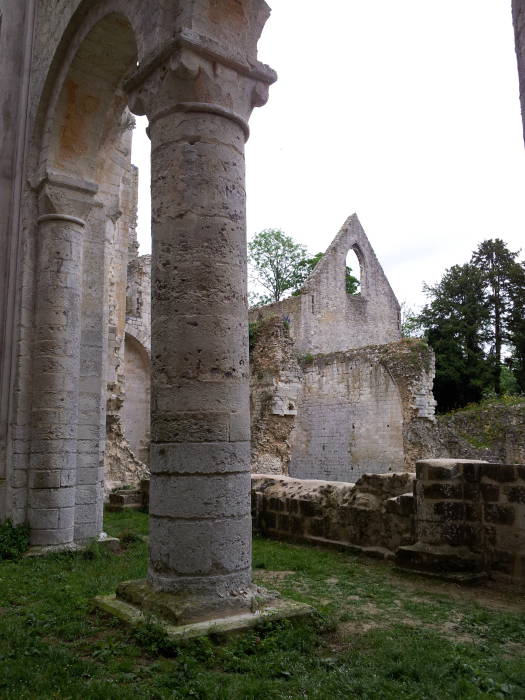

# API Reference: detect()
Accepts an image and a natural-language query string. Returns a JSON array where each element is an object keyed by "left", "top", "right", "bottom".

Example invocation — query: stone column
[
  {"left": 125, "top": 45, "right": 275, "bottom": 614},
  {"left": 29, "top": 176, "right": 97, "bottom": 548}
]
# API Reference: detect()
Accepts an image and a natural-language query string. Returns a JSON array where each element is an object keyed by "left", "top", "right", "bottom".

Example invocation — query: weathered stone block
[
  {"left": 268, "top": 497, "right": 284, "bottom": 512},
  {"left": 150, "top": 473, "right": 250, "bottom": 520},
  {"left": 31, "top": 487, "right": 75, "bottom": 510},
  {"left": 507, "top": 486, "right": 525, "bottom": 504},
  {"left": 481, "top": 463, "right": 516, "bottom": 483},
  {"left": 488, "top": 549, "right": 515, "bottom": 575},
  {"left": 484, "top": 504, "right": 515, "bottom": 526},
  {"left": 307, "top": 518, "right": 326, "bottom": 538},
  {"left": 289, "top": 516, "right": 304, "bottom": 536},
  {"left": 423, "top": 482, "right": 463, "bottom": 500},
  {"left": 300, "top": 500, "right": 321, "bottom": 517},
  {"left": 261, "top": 511, "right": 276, "bottom": 530},
  {"left": 30, "top": 528, "right": 74, "bottom": 547},
  {"left": 277, "top": 514, "right": 290, "bottom": 532},
  {"left": 426, "top": 463, "right": 460, "bottom": 480},
  {"left": 480, "top": 483, "right": 500, "bottom": 502},
  {"left": 461, "top": 462, "right": 482, "bottom": 483},
  {"left": 30, "top": 471, "right": 62, "bottom": 489}
]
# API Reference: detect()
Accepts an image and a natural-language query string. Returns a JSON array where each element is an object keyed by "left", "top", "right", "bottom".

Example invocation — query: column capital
[
  {"left": 37, "top": 171, "right": 100, "bottom": 226},
  {"left": 124, "top": 30, "right": 276, "bottom": 140}
]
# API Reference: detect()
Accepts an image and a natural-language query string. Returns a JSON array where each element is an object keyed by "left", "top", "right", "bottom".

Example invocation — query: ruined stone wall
[
  {"left": 252, "top": 472, "right": 415, "bottom": 556},
  {"left": 290, "top": 351, "right": 404, "bottom": 481},
  {"left": 250, "top": 318, "right": 302, "bottom": 475},
  {"left": 126, "top": 252, "right": 151, "bottom": 353},
  {"left": 121, "top": 336, "right": 151, "bottom": 465},
  {"left": 398, "top": 459, "right": 525, "bottom": 588},
  {"left": 250, "top": 317, "right": 436, "bottom": 480},
  {"left": 290, "top": 340, "right": 436, "bottom": 481},
  {"left": 436, "top": 401, "right": 525, "bottom": 466},
  {"left": 249, "top": 215, "right": 401, "bottom": 354},
  {"left": 253, "top": 459, "right": 525, "bottom": 588},
  {"left": 247, "top": 217, "right": 432, "bottom": 481},
  {"left": 104, "top": 163, "right": 150, "bottom": 489}
]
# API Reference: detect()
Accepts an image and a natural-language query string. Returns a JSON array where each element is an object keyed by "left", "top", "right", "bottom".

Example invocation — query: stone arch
[
  {"left": 31, "top": 3, "right": 142, "bottom": 173},
  {"left": 121, "top": 332, "right": 151, "bottom": 465},
  {"left": 38, "top": 12, "right": 138, "bottom": 181}
]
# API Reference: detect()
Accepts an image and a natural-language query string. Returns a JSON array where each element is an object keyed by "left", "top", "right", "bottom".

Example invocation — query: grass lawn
[{"left": 0, "top": 510, "right": 524, "bottom": 699}]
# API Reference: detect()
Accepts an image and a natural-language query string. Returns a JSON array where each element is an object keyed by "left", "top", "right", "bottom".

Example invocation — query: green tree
[
  {"left": 507, "top": 259, "right": 525, "bottom": 392},
  {"left": 345, "top": 266, "right": 360, "bottom": 294},
  {"left": 291, "top": 252, "right": 324, "bottom": 294},
  {"left": 400, "top": 302, "right": 422, "bottom": 338},
  {"left": 248, "top": 229, "right": 307, "bottom": 305},
  {"left": 417, "top": 263, "right": 491, "bottom": 412},
  {"left": 291, "top": 252, "right": 360, "bottom": 295},
  {"left": 471, "top": 239, "right": 520, "bottom": 396}
]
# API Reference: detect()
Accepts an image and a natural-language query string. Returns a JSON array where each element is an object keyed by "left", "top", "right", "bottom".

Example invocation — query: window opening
[{"left": 345, "top": 248, "right": 361, "bottom": 295}]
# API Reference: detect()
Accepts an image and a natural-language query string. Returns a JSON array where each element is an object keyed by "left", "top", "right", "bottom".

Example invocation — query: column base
[
  {"left": 26, "top": 532, "right": 119, "bottom": 556},
  {"left": 26, "top": 541, "right": 83, "bottom": 556},
  {"left": 94, "top": 578, "right": 313, "bottom": 640}
]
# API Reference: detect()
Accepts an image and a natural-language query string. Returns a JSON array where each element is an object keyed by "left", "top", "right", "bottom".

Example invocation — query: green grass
[{"left": 0, "top": 511, "right": 524, "bottom": 699}]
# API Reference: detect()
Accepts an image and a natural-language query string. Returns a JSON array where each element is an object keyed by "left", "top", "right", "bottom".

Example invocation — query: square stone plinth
[{"left": 94, "top": 590, "right": 313, "bottom": 640}]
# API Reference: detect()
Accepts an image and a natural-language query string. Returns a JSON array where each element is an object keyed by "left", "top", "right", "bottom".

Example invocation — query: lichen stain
[{"left": 57, "top": 79, "right": 100, "bottom": 164}]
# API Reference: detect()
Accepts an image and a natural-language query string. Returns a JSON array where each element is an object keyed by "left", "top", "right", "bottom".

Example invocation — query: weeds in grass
[{"left": 0, "top": 513, "right": 524, "bottom": 699}]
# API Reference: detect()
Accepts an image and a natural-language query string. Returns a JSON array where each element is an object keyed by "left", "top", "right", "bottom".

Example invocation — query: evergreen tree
[
  {"left": 417, "top": 264, "right": 491, "bottom": 411},
  {"left": 507, "top": 259, "right": 525, "bottom": 392},
  {"left": 471, "top": 239, "right": 520, "bottom": 395}
]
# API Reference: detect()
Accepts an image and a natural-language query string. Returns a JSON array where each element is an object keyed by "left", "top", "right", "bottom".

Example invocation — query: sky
[{"left": 131, "top": 0, "right": 525, "bottom": 310}]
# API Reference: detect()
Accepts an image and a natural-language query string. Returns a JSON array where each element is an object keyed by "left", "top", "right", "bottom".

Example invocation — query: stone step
[{"left": 396, "top": 541, "right": 483, "bottom": 574}]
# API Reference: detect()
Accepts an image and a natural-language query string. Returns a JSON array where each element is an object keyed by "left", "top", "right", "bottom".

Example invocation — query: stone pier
[
  {"left": 97, "top": 5, "right": 311, "bottom": 632},
  {"left": 29, "top": 176, "right": 97, "bottom": 549}
]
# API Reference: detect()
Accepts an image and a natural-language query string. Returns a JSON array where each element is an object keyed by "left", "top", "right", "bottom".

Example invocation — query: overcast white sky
[{"left": 132, "top": 0, "right": 525, "bottom": 309}]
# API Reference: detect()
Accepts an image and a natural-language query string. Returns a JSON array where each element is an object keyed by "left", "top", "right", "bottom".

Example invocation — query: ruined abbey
[{"left": 1, "top": 0, "right": 525, "bottom": 637}]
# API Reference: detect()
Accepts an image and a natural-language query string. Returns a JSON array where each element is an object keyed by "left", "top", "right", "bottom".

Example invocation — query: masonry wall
[
  {"left": 290, "top": 353, "right": 404, "bottom": 481},
  {"left": 0, "top": 1, "right": 35, "bottom": 521},
  {"left": 398, "top": 459, "right": 525, "bottom": 588},
  {"left": 250, "top": 317, "right": 436, "bottom": 481},
  {"left": 121, "top": 335, "right": 151, "bottom": 464},
  {"left": 104, "top": 167, "right": 151, "bottom": 489},
  {"left": 252, "top": 472, "right": 415, "bottom": 556}
]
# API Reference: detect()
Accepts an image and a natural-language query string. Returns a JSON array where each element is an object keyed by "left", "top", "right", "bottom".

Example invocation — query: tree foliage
[
  {"left": 248, "top": 229, "right": 307, "bottom": 305},
  {"left": 418, "top": 264, "right": 491, "bottom": 411},
  {"left": 416, "top": 239, "right": 525, "bottom": 412},
  {"left": 291, "top": 251, "right": 360, "bottom": 296},
  {"left": 248, "top": 231, "right": 360, "bottom": 305},
  {"left": 471, "top": 239, "right": 520, "bottom": 396}
]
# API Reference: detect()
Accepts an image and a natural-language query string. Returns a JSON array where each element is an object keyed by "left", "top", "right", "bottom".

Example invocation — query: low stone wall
[
  {"left": 397, "top": 459, "right": 525, "bottom": 587},
  {"left": 251, "top": 472, "right": 415, "bottom": 557}
]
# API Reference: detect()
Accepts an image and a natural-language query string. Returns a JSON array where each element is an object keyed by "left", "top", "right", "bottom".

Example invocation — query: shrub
[{"left": 0, "top": 519, "right": 30, "bottom": 560}]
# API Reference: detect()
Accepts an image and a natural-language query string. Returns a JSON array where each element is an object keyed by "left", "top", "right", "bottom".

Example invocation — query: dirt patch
[
  {"left": 253, "top": 570, "right": 295, "bottom": 583},
  {"left": 389, "top": 571, "right": 525, "bottom": 613}
]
